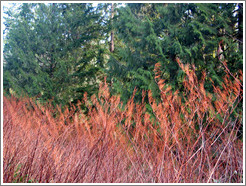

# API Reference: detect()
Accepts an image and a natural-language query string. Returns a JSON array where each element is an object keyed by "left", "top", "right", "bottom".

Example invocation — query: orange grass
[{"left": 3, "top": 60, "right": 243, "bottom": 183}]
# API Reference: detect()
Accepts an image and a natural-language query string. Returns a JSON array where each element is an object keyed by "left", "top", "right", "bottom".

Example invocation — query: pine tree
[
  {"left": 107, "top": 4, "right": 164, "bottom": 103},
  {"left": 3, "top": 3, "right": 242, "bottom": 107},
  {"left": 3, "top": 3, "right": 106, "bottom": 106},
  {"left": 107, "top": 3, "right": 243, "bottom": 103},
  {"left": 3, "top": 3, "right": 45, "bottom": 97}
]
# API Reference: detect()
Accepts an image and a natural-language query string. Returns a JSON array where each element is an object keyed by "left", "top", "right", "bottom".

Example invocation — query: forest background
[{"left": 3, "top": 3, "right": 243, "bottom": 106}]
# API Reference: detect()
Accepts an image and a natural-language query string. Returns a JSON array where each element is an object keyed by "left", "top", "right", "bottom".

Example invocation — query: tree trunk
[
  {"left": 110, "top": 3, "right": 115, "bottom": 53},
  {"left": 238, "top": 3, "right": 243, "bottom": 53}
]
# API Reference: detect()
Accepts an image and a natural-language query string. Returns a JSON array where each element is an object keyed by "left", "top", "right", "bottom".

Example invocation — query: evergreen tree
[
  {"left": 4, "top": 3, "right": 45, "bottom": 97},
  {"left": 3, "top": 3, "right": 243, "bottom": 107},
  {"left": 3, "top": 3, "right": 106, "bottom": 106},
  {"left": 107, "top": 3, "right": 243, "bottom": 103}
]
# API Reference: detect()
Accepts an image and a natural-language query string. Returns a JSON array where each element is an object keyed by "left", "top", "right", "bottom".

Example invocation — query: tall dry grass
[{"left": 3, "top": 59, "right": 243, "bottom": 183}]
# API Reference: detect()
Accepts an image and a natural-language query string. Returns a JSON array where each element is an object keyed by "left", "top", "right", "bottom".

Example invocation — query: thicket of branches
[{"left": 3, "top": 60, "right": 243, "bottom": 183}]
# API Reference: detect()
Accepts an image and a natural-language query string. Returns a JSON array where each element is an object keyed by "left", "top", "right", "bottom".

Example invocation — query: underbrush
[{"left": 3, "top": 59, "right": 243, "bottom": 183}]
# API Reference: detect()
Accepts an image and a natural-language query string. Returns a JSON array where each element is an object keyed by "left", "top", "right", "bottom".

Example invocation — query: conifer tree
[
  {"left": 3, "top": 3, "right": 242, "bottom": 107},
  {"left": 3, "top": 3, "right": 45, "bottom": 97},
  {"left": 3, "top": 3, "right": 106, "bottom": 106},
  {"left": 108, "top": 3, "right": 243, "bottom": 103}
]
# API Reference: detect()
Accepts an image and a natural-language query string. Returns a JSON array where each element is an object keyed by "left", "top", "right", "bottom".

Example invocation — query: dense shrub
[{"left": 3, "top": 60, "right": 243, "bottom": 183}]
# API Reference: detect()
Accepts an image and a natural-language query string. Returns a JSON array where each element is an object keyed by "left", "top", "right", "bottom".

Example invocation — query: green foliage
[
  {"left": 3, "top": 3, "right": 243, "bottom": 107},
  {"left": 108, "top": 3, "right": 242, "bottom": 103},
  {"left": 3, "top": 3, "right": 107, "bottom": 106}
]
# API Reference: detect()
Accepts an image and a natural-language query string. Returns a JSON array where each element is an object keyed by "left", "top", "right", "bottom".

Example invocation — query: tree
[
  {"left": 3, "top": 3, "right": 45, "bottom": 97},
  {"left": 3, "top": 3, "right": 106, "bottom": 106},
  {"left": 3, "top": 3, "right": 242, "bottom": 107},
  {"left": 107, "top": 3, "right": 243, "bottom": 104}
]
